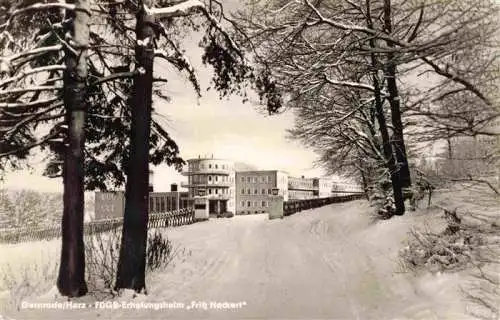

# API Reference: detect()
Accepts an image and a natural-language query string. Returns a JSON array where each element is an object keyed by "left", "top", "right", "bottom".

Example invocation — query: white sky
[{"left": 0, "top": 24, "right": 325, "bottom": 193}]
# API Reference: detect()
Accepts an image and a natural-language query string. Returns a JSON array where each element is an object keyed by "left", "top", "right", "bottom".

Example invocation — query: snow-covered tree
[
  {"left": 232, "top": 0, "right": 499, "bottom": 216},
  {"left": 112, "top": 0, "right": 280, "bottom": 293}
]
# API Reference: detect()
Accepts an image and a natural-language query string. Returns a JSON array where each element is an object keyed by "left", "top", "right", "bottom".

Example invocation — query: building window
[
  {"left": 254, "top": 189, "right": 258, "bottom": 194},
  {"left": 241, "top": 201, "right": 245, "bottom": 207},
  {"left": 268, "top": 189, "right": 272, "bottom": 194},
  {"left": 215, "top": 189, "right": 218, "bottom": 194},
  {"left": 160, "top": 197, "right": 165, "bottom": 212},
  {"left": 247, "top": 177, "right": 251, "bottom": 183},
  {"left": 208, "top": 188, "right": 212, "bottom": 194},
  {"left": 247, "top": 201, "right": 251, "bottom": 207},
  {"left": 215, "top": 176, "right": 218, "bottom": 182},
  {"left": 241, "top": 189, "right": 245, "bottom": 195},
  {"left": 261, "top": 201, "right": 267, "bottom": 207},
  {"left": 209, "top": 164, "right": 212, "bottom": 169},
  {"left": 208, "top": 175, "right": 212, "bottom": 181},
  {"left": 215, "top": 164, "right": 218, "bottom": 169},
  {"left": 253, "top": 177, "right": 257, "bottom": 183},
  {"left": 155, "top": 197, "right": 161, "bottom": 213},
  {"left": 253, "top": 201, "right": 258, "bottom": 207},
  {"left": 247, "top": 188, "right": 251, "bottom": 194},
  {"left": 261, "top": 189, "right": 265, "bottom": 195},
  {"left": 241, "top": 176, "right": 244, "bottom": 182}
]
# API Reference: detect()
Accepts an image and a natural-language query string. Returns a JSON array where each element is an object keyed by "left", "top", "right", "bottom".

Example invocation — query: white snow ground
[{"left": 0, "top": 196, "right": 492, "bottom": 319}]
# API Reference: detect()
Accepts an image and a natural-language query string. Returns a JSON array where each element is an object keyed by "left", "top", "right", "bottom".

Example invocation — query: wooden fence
[
  {"left": 283, "top": 193, "right": 365, "bottom": 216},
  {"left": 0, "top": 208, "right": 195, "bottom": 244}
]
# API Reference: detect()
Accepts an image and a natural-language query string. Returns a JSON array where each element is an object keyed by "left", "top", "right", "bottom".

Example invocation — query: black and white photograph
[{"left": 0, "top": 0, "right": 499, "bottom": 319}]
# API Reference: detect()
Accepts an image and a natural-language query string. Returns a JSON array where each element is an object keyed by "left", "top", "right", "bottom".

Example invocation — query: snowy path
[{"left": 3, "top": 200, "right": 470, "bottom": 319}]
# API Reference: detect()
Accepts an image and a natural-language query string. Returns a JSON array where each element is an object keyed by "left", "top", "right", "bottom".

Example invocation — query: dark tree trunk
[
  {"left": 365, "top": 0, "right": 405, "bottom": 216},
  {"left": 57, "top": 0, "right": 89, "bottom": 297},
  {"left": 115, "top": 3, "right": 155, "bottom": 293},
  {"left": 383, "top": 0, "right": 412, "bottom": 189},
  {"left": 359, "top": 167, "right": 369, "bottom": 200}
]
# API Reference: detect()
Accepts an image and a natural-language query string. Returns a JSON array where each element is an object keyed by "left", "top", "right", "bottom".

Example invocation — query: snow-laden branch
[
  {"left": 155, "top": 20, "right": 201, "bottom": 92},
  {"left": 0, "top": 3, "right": 85, "bottom": 31},
  {"left": 145, "top": 0, "right": 202, "bottom": 18},
  {"left": 0, "top": 85, "right": 62, "bottom": 96},
  {"left": 302, "top": 0, "right": 494, "bottom": 106},
  {"left": 0, "top": 65, "right": 66, "bottom": 88},
  {"left": 0, "top": 104, "right": 62, "bottom": 138},
  {"left": 0, "top": 131, "right": 59, "bottom": 159},
  {"left": 0, "top": 45, "right": 63, "bottom": 74},
  {"left": 420, "top": 56, "right": 491, "bottom": 106},
  {"left": 91, "top": 71, "right": 137, "bottom": 86},
  {"left": 0, "top": 97, "right": 58, "bottom": 109},
  {"left": 148, "top": 0, "right": 243, "bottom": 59},
  {"left": 154, "top": 46, "right": 200, "bottom": 96},
  {"left": 323, "top": 74, "right": 376, "bottom": 92},
  {"left": 303, "top": 0, "right": 395, "bottom": 43}
]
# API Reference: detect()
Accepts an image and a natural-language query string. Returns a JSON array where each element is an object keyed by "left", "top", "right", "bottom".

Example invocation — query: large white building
[
  {"left": 181, "top": 156, "right": 236, "bottom": 216},
  {"left": 235, "top": 170, "right": 289, "bottom": 215},
  {"left": 178, "top": 155, "right": 365, "bottom": 215}
]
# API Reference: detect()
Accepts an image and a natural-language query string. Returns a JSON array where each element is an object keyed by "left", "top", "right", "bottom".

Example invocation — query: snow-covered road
[{"left": 3, "top": 200, "right": 471, "bottom": 319}]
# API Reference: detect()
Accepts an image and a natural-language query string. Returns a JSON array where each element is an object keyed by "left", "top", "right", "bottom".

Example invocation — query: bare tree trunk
[
  {"left": 366, "top": 0, "right": 405, "bottom": 216},
  {"left": 115, "top": 2, "right": 155, "bottom": 293},
  {"left": 57, "top": 0, "right": 89, "bottom": 297},
  {"left": 383, "top": 0, "right": 411, "bottom": 189},
  {"left": 359, "top": 166, "right": 370, "bottom": 200}
]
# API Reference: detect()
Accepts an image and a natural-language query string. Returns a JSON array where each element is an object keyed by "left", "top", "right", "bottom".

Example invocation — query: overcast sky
[{"left": 0, "top": 22, "right": 326, "bottom": 193}]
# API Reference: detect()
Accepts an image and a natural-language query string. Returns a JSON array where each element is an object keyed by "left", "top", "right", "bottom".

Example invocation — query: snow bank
[{"left": 1, "top": 194, "right": 490, "bottom": 319}]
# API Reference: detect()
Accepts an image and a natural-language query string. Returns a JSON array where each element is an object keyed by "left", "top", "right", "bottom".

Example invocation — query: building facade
[
  {"left": 288, "top": 176, "right": 317, "bottom": 200},
  {"left": 94, "top": 190, "right": 192, "bottom": 220},
  {"left": 235, "top": 170, "right": 288, "bottom": 215},
  {"left": 95, "top": 156, "right": 363, "bottom": 219},
  {"left": 148, "top": 191, "right": 192, "bottom": 214},
  {"left": 317, "top": 178, "right": 336, "bottom": 198},
  {"left": 182, "top": 157, "right": 236, "bottom": 216}
]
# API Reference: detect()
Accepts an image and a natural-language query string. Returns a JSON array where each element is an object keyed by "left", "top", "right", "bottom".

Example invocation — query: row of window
[
  {"left": 241, "top": 188, "right": 273, "bottom": 195},
  {"left": 207, "top": 188, "right": 231, "bottom": 195},
  {"left": 288, "top": 181, "right": 314, "bottom": 189},
  {"left": 239, "top": 210, "right": 267, "bottom": 215},
  {"left": 190, "top": 163, "right": 232, "bottom": 171},
  {"left": 240, "top": 200, "right": 269, "bottom": 208},
  {"left": 288, "top": 190, "right": 315, "bottom": 200},
  {"left": 191, "top": 175, "right": 234, "bottom": 183},
  {"left": 239, "top": 176, "right": 272, "bottom": 183},
  {"left": 149, "top": 196, "right": 191, "bottom": 213}
]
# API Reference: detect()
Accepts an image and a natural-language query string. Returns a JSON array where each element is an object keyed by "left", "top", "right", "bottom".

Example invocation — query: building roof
[{"left": 186, "top": 157, "right": 233, "bottom": 162}]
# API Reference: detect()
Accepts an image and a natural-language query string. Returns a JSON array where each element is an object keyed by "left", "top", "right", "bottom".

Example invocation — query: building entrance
[{"left": 208, "top": 199, "right": 228, "bottom": 216}]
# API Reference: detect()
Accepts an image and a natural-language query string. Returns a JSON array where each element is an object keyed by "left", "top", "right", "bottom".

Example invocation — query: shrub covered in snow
[
  {"left": 85, "top": 227, "right": 122, "bottom": 299},
  {"left": 147, "top": 231, "right": 173, "bottom": 272},
  {"left": 400, "top": 206, "right": 500, "bottom": 318},
  {"left": 85, "top": 228, "right": 184, "bottom": 299},
  {"left": 400, "top": 208, "right": 499, "bottom": 273}
]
